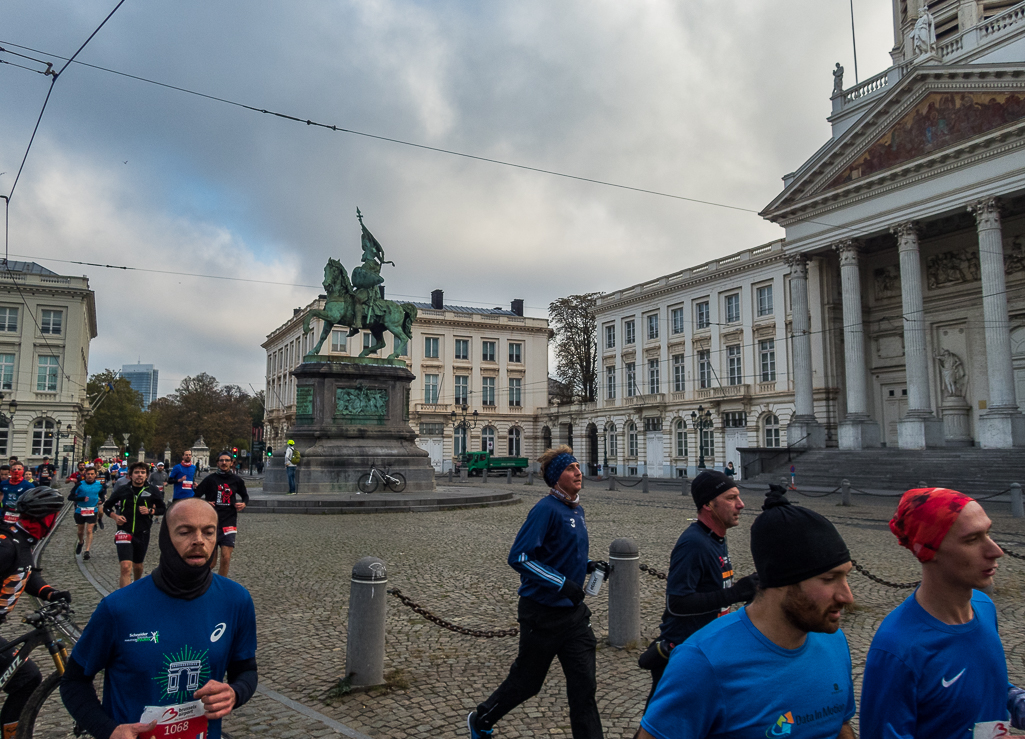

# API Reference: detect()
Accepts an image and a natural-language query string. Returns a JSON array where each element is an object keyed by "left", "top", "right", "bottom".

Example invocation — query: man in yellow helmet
[{"left": 284, "top": 440, "right": 299, "bottom": 495}]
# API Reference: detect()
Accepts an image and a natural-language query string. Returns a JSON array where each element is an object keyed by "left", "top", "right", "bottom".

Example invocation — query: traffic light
[
  {"left": 266, "top": 446, "right": 273, "bottom": 458},
  {"left": 231, "top": 446, "right": 238, "bottom": 458}
]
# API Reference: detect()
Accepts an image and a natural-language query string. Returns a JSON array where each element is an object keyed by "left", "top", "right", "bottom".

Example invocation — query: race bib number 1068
[{"left": 140, "top": 700, "right": 209, "bottom": 739}]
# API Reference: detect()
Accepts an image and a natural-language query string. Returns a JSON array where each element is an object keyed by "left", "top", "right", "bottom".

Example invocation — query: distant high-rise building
[{"left": 121, "top": 363, "right": 159, "bottom": 409}]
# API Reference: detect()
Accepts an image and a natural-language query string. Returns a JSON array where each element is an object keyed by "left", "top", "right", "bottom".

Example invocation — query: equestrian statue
[{"left": 302, "top": 209, "right": 418, "bottom": 359}]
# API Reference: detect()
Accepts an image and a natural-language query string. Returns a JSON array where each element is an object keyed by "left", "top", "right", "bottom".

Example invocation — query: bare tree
[{"left": 548, "top": 293, "right": 600, "bottom": 403}]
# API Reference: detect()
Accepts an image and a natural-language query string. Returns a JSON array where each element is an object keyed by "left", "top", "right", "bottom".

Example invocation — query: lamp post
[
  {"left": 0, "top": 393, "right": 17, "bottom": 428},
  {"left": 450, "top": 403, "right": 479, "bottom": 467},
  {"left": 602, "top": 429, "right": 608, "bottom": 478},
  {"left": 691, "top": 405, "right": 713, "bottom": 469}
]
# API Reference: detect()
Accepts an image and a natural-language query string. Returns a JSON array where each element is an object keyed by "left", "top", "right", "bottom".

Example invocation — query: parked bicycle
[{"left": 357, "top": 464, "right": 407, "bottom": 493}]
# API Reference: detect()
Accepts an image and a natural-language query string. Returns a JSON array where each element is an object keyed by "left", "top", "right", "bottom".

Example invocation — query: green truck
[{"left": 461, "top": 451, "right": 529, "bottom": 476}]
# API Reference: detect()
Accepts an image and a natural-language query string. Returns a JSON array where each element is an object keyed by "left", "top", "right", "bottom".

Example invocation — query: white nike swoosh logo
[{"left": 942, "top": 669, "right": 966, "bottom": 688}]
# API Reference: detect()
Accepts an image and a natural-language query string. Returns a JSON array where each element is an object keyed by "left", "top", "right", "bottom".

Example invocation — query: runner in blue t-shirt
[
  {"left": 67, "top": 466, "right": 106, "bottom": 560},
  {"left": 61, "top": 498, "right": 258, "bottom": 739},
  {"left": 861, "top": 488, "right": 1025, "bottom": 737},
  {"left": 639, "top": 488, "right": 856, "bottom": 739},
  {"left": 167, "top": 450, "right": 198, "bottom": 499},
  {"left": 1, "top": 462, "right": 35, "bottom": 526}
]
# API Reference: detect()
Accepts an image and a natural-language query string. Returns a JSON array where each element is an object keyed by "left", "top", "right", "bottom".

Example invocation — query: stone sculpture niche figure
[
  {"left": 302, "top": 210, "right": 418, "bottom": 359},
  {"left": 934, "top": 349, "right": 967, "bottom": 398},
  {"left": 832, "top": 63, "right": 844, "bottom": 94},
  {"left": 912, "top": 9, "right": 937, "bottom": 57}
]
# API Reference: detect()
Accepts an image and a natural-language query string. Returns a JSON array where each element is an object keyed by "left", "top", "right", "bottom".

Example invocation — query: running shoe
[
  {"left": 467, "top": 711, "right": 492, "bottom": 739},
  {"left": 75, "top": 542, "right": 82, "bottom": 555},
  {"left": 83, "top": 551, "right": 90, "bottom": 561}
]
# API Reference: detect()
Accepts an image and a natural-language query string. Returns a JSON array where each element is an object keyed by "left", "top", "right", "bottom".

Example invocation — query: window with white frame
[
  {"left": 607, "top": 424, "right": 617, "bottom": 456},
  {"left": 0, "top": 308, "right": 17, "bottom": 333},
  {"left": 481, "top": 426, "right": 495, "bottom": 452},
  {"left": 648, "top": 358, "right": 660, "bottom": 394},
  {"left": 696, "top": 301, "right": 710, "bottom": 329},
  {"left": 363, "top": 333, "right": 376, "bottom": 353},
  {"left": 424, "top": 336, "right": 440, "bottom": 358},
  {"left": 482, "top": 376, "right": 496, "bottom": 405},
  {"left": 394, "top": 336, "right": 408, "bottom": 356},
  {"left": 700, "top": 428, "right": 714, "bottom": 459},
  {"left": 672, "top": 354, "right": 685, "bottom": 392},
  {"left": 764, "top": 413, "right": 781, "bottom": 447},
  {"left": 0, "top": 429, "right": 8, "bottom": 456},
  {"left": 454, "top": 375, "right": 469, "bottom": 406},
  {"left": 727, "top": 345, "right": 742, "bottom": 385},
  {"left": 0, "top": 354, "right": 13, "bottom": 391},
  {"left": 454, "top": 427, "right": 467, "bottom": 456},
  {"left": 482, "top": 341, "right": 496, "bottom": 362},
  {"left": 424, "top": 374, "right": 440, "bottom": 403},
  {"left": 626, "top": 362, "right": 637, "bottom": 397},
  {"left": 625, "top": 320, "right": 636, "bottom": 345},
  {"left": 760, "top": 339, "right": 776, "bottom": 382},
  {"left": 330, "top": 330, "right": 346, "bottom": 353},
  {"left": 32, "top": 419, "right": 55, "bottom": 457},
  {"left": 698, "top": 350, "right": 711, "bottom": 389},
  {"left": 646, "top": 314, "right": 659, "bottom": 340},
  {"left": 509, "top": 343, "right": 522, "bottom": 363},
  {"left": 724, "top": 294, "right": 740, "bottom": 324},
  {"left": 37, "top": 356, "right": 59, "bottom": 392},
  {"left": 675, "top": 419, "right": 687, "bottom": 457},
  {"left": 757, "top": 285, "right": 774, "bottom": 317},
  {"left": 455, "top": 339, "right": 469, "bottom": 360},
  {"left": 671, "top": 307, "right": 685, "bottom": 334},
  {"left": 508, "top": 427, "right": 521, "bottom": 456},
  {"left": 509, "top": 378, "right": 522, "bottom": 407},
  {"left": 40, "top": 309, "right": 62, "bottom": 335},
  {"left": 627, "top": 423, "right": 638, "bottom": 457},
  {"left": 605, "top": 325, "right": 615, "bottom": 349},
  {"left": 606, "top": 366, "right": 616, "bottom": 400}
]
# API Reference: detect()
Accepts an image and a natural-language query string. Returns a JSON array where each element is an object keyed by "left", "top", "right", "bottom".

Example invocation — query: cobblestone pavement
[{"left": 29, "top": 481, "right": 1025, "bottom": 737}]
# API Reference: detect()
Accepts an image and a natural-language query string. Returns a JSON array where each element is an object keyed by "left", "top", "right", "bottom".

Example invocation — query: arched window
[
  {"left": 481, "top": 426, "right": 496, "bottom": 453},
  {"left": 32, "top": 419, "right": 55, "bottom": 457},
  {"left": 675, "top": 419, "right": 688, "bottom": 457},
  {"left": 542, "top": 426, "right": 552, "bottom": 451},
  {"left": 454, "top": 427, "right": 467, "bottom": 457},
  {"left": 627, "top": 422, "right": 638, "bottom": 457},
  {"left": 606, "top": 424, "right": 617, "bottom": 457},
  {"left": 508, "top": 427, "right": 522, "bottom": 456},
  {"left": 764, "top": 414, "right": 781, "bottom": 448}
]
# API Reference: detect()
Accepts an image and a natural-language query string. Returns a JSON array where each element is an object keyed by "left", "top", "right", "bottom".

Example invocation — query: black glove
[
  {"left": 732, "top": 573, "right": 759, "bottom": 603},
  {"left": 559, "top": 578, "right": 585, "bottom": 606},
  {"left": 586, "top": 560, "right": 609, "bottom": 574},
  {"left": 44, "top": 589, "right": 72, "bottom": 604}
]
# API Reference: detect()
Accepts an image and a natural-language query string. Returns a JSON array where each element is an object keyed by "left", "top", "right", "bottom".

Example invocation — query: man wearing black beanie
[
  {"left": 638, "top": 487, "right": 856, "bottom": 739},
  {"left": 638, "top": 470, "right": 757, "bottom": 706}
]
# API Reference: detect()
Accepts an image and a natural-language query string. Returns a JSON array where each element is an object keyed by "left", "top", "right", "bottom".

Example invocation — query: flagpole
[{"left": 850, "top": 0, "right": 860, "bottom": 84}]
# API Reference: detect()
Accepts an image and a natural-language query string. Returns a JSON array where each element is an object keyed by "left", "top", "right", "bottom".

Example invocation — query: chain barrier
[
  {"left": 792, "top": 485, "right": 842, "bottom": 499},
  {"left": 850, "top": 559, "right": 920, "bottom": 589},
  {"left": 970, "top": 487, "right": 1012, "bottom": 501},
  {"left": 387, "top": 588, "right": 519, "bottom": 638},
  {"left": 613, "top": 477, "right": 646, "bottom": 488},
  {"left": 639, "top": 564, "right": 668, "bottom": 580}
]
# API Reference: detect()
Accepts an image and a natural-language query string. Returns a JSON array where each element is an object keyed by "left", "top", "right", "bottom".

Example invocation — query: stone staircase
[{"left": 745, "top": 448, "right": 1025, "bottom": 497}]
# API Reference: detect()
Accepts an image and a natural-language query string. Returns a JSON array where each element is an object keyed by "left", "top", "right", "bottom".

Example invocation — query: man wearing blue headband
[{"left": 468, "top": 445, "right": 604, "bottom": 739}]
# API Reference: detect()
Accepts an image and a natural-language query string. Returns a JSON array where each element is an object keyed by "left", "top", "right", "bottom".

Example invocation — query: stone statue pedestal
[
  {"left": 263, "top": 360, "right": 435, "bottom": 493},
  {"left": 939, "top": 396, "right": 973, "bottom": 447}
]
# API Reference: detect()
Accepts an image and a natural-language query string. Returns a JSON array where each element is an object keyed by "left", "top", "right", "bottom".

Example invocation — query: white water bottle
[{"left": 584, "top": 562, "right": 607, "bottom": 596}]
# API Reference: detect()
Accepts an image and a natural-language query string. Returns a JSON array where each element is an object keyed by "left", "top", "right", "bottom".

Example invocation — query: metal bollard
[
  {"left": 681, "top": 475, "right": 690, "bottom": 498},
  {"left": 1012, "top": 482, "right": 1023, "bottom": 518},
  {"left": 607, "top": 538, "right": 640, "bottom": 648},
  {"left": 781, "top": 476, "right": 789, "bottom": 490},
  {"left": 506, "top": 469, "right": 512, "bottom": 484},
  {"left": 641, "top": 473, "right": 649, "bottom": 494},
  {"left": 608, "top": 475, "right": 616, "bottom": 491},
  {"left": 346, "top": 557, "right": 387, "bottom": 687},
  {"left": 448, "top": 468, "right": 453, "bottom": 483},
  {"left": 841, "top": 479, "right": 852, "bottom": 507},
  {"left": 526, "top": 470, "right": 533, "bottom": 486},
  {"left": 482, "top": 468, "right": 488, "bottom": 484},
  {"left": 460, "top": 466, "right": 468, "bottom": 481}
]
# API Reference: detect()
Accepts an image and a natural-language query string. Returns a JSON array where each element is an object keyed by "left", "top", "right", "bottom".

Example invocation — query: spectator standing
[{"left": 284, "top": 440, "right": 299, "bottom": 495}]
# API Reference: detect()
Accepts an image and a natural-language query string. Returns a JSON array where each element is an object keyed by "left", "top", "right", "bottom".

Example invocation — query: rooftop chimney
[
  {"left": 511, "top": 299, "right": 524, "bottom": 317},
  {"left": 431, "top": 289, "right": 444, "bottom": 310}
]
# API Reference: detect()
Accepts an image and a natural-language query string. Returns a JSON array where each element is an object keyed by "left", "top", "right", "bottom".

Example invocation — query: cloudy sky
[{"left": 1, "top": 0, "right": 896, "bottom": 396}]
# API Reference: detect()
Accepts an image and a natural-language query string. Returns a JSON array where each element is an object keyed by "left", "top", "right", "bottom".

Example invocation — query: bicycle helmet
[{"left": 17, "top": 487, "right": 64, "bottom": 518}]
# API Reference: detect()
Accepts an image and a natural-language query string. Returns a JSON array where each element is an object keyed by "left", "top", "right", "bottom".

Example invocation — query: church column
[
  {"left": 834, "top": 240, "right": 880, "bottom": 448},
  {"left": 892, "top": 222, "right": 944, "bottom": 448},
  {"left": 785, "top": 255, "right": 824, "bottom": 448},
  {"left": 969, "top": 198, "right": 1025, "bottom": 448}
]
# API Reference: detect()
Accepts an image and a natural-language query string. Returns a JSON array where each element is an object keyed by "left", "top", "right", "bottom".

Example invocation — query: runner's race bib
[
  {"left": 140, "top": 700, "right": 209, "bottom": 739},
  {"left": 222, "top": 526, "right": 237, "bottom": 535},
  {"left": 974, "top": 722, "right": 1012, "bottom": 738},
  {"left": 79, "top": 508, "right": 95, "bottom": 516},
  {"left": 182, "top": 481, "right": 193, "bottom": 490},
  {"left": 3, "top": 512, "right": 17, "bottom": 524},
  {"left": 114, "top": 531, "right": 133, "bottom": 544}
]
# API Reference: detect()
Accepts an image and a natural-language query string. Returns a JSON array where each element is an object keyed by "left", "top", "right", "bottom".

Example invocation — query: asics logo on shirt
[
  {"left": 210, "top": 623, "right": 227, "bottom": 642},
  {"left": 941, "top": 668, "right": 966, "bottom": 688}
]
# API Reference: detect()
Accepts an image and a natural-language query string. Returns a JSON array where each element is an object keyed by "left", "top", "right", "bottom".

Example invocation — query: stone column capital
[
  {"left": 832, "top": 239, "right": 862, "bottom": 266},
  {"left": 784, "top": 254, "right": 808, "bottom": 277},
  {"left": 891, "top": 221, "right": 921, "bottom": 248},
  {"left": 969, "top": 198, "right": 1002, "bottom": 230}
]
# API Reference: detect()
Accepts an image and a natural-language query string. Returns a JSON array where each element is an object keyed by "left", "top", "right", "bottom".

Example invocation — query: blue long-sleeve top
[{"left": 507, "top": 493, "right": 589, "bottom": 608}]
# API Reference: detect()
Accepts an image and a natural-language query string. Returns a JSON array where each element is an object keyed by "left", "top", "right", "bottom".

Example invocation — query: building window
[
  {"left": 0, "top": 308, "right": 16, "bottom": 333},
  {"left": 627, "top": 423, "right": 638, "bottom": 457},
  {"left": 624, "top": 320, "right": 635, "bottom": 345},
  {"left": 671, "top": 307, "right": 685, "bottom": 334},
  {"left": 723, "top": 411, "right": 747, "bottom": 428},
  {"left": 727, "top": 345, "right": 742, "bottom": 385},
  {"left": 330, "top": 330, "right": 346, "bottom": 353},
  {"left": 0, "top": 354, "right": 13, "bottom": 391},
  {"left": 32, "top": 419, "right": 55, "bottom": 457},
  {"left": 363, "top": 332, "right": 376, "bottom": 354},
  {"left": 724, "top": 294, "right": 740, "bottom": 324},
  {"left": 644, "top": 417, "right": 662, "bottom": 432},
  {"left": 648, "top": 358, "right": 660, "bottom": 394},
  {"left": 424, "top": 374, "right": 440, "bottom": 404},
  {"left": 672, "top": 354, "right": 685, "bottom": 393},
  {"left": 605, "top": 325, "right": 615, "bottom": 349},
  {"left": 698, "top": 350, "right": 711, "bottom": 389},
  {"left": 481, "top": 426, "right": 496, "bottom": 452},
  {"left": 509, "top": 343, "right": 522, "bottom": 363},
  {"left": 394, "top": 336, "right": 408, "bottom": 356},
  {"left": 542, "top": 426, "right": 552, "bottom": 450},
  {"left": 454, "top": 427, "right": 467, "bottom": 457},
  {"left": 606, "top": 366, "right": 616, "bottom": 400},
  {"left": 424, "top": 336, "right": 440, "bottom": 358},
  {"left": 757, "top": 285, "right": 774, "bottom": 317},
  {"left": 764, "top": 414, "right": 781, "bottom": 447},
  {"left": 646, "top": 314, "right": 659, "bottom": 340},
  {"left": 607, "top": 424, "right": 617, "bottom": 456},
  {"left": 482, "top": 341, "right": 496, "bottom": 362},
  {"left": 675, "top": 419, "right": 687, "bottom": 457},
  {"left": 508, "top": 427, "right": 522, "bottom": 456},
  {"left": 509, "top": 378, "right": 522, "bottom": 407},
  {"left": 482, "top": 376, "right": 496, "bottom": 406},
  {"left": 37, "top": 356, "right": 59, "bottom": 392},
  {"left": 626, "top": 362, "right": 637, "bottom": 397},
  {"left": 0, "top": 429, "right": 8, "bottom": 456},
  {"left": 700, "top": 428, "right": 714, "bottom": 459},
  {"left": 455, "top": 339, "right": 469, "bottom": 360},
  {"left": 454, "top": 375, "right": 469, "bottom": 406},
  {"left": 760, "top": 339, "right": 776, "bottom": 382},
  {"left": 420, "top": 422, "right": 444, "bottom": 436},
  {"left": 40, "top": 309, "right": 62, "bottom": 336},
  {"left": 696, "top": 301, "right": 710, "bottom": 329}
]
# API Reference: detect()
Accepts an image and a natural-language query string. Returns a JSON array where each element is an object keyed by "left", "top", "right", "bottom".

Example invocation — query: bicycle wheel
[
  {"left": 357, "top": 473, "right": 378, "bottom": 494},
  {"left": 16, "top": 670, "right": 74, "bottom": 739},
  {"left": 385, "top": 472, "right": 406, "bottom": 493}
]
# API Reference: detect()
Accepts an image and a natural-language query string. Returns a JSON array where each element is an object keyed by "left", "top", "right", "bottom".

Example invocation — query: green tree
[
  {"left": 151, "top": 374, "right": 256, "bottom": 460},
  {"left": 84, "top": 370, "right": 155, "bottom": 458},
  {"left": 549, "top": 293, "right": 600, "bottom": 403}
]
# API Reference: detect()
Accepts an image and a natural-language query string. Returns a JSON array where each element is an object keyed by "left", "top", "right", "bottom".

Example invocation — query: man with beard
[
  {"left": 61, "top": 498, "right": 258, "bottom": 739},
  {"left": 637, "top": 488, "right": 856, "bottom": 739},
  {"left": 167, "top": 450, "right": 198, "bottom": 500},
  {"left": 195, "top": 451, "right": 249, "bottom": 577},
  {"left": 102, "top": 462, "right": 165, "bottom": 589},
  {"left": 33, "top": 456, "right": 56, "bottom": 487},
  {"left": 639, "top": 471, "right": 757, "bottom": 705},
  {"left": 860, "top": 488, "right": 1025, "bottom": 737}
]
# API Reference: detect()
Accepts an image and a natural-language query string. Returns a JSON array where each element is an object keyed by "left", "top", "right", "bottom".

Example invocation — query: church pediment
[{"left": 763, "top": 64, "right": 1025, "bottom": 222}]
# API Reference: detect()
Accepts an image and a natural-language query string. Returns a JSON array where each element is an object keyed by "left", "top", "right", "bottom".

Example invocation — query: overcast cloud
[{"left": 0, "top": 0, "right": 895, "bottom": 394}]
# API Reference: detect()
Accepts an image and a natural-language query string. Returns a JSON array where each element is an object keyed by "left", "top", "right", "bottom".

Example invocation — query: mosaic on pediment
[
  {"left": 926, "top": 237, "right": 1025, "bottom": 289},
  {"left": 829, "top": 92, "right": 1025, "bottom": 190}
]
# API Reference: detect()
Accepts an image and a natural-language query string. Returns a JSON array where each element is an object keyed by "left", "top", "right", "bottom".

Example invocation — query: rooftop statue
[
  {"left": 303, "top": 209, "right": 418, "bottom": 360},
  {"left": 832, "top": 62, "right": 844, "bottom": 95},
  {"left": 912, "top": 9, "right": 937, "bottom": 57}
]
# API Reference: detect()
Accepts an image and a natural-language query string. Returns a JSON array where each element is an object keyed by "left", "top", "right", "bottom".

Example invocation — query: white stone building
[
  {"left": 0, "top": 262, "right": 96, "bottom": 469},
  {"left": 263, "top": 290, "right": 550, "bottom": 471},
  {"left": 762, "top": 0, "right": 1025, "bottom": 450},
  {"left": 539, "top": 240, "right": 821, "bottom": 479}
]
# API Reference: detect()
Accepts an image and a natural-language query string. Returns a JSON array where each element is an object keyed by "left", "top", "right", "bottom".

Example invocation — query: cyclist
[
  {"left": 102, "top": 462, "right": 165, "bottom": 589},
  {"left": 68, "top": 466, "right": 106, "bottom": 560},
  {"left": 1, "top": 463, "right": 34, "bottom": 527},
  {"left": 195, "top": 451, "right": 249, "bottom": 577},
  {"left": 168, "top": 450, "right": 198, "bottom": 500},
  {"left": 61, "top": 498, "right": 258, "bottom": 739},
  {"left": 0, "top": 487, "right": 71, "bottom": 739}
]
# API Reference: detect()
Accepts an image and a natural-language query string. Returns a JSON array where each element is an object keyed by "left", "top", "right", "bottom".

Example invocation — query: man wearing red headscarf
[{"left": 861, "top": 488, "right": 1024, "bottom": 738}]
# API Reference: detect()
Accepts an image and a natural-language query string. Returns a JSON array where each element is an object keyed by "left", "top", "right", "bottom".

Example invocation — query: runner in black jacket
[
  {"left": 195, "top": 451, "right": 249, "bottom": 577},
  {"left": 101, "top": 461, "right": 165, "bottom": 589}
]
